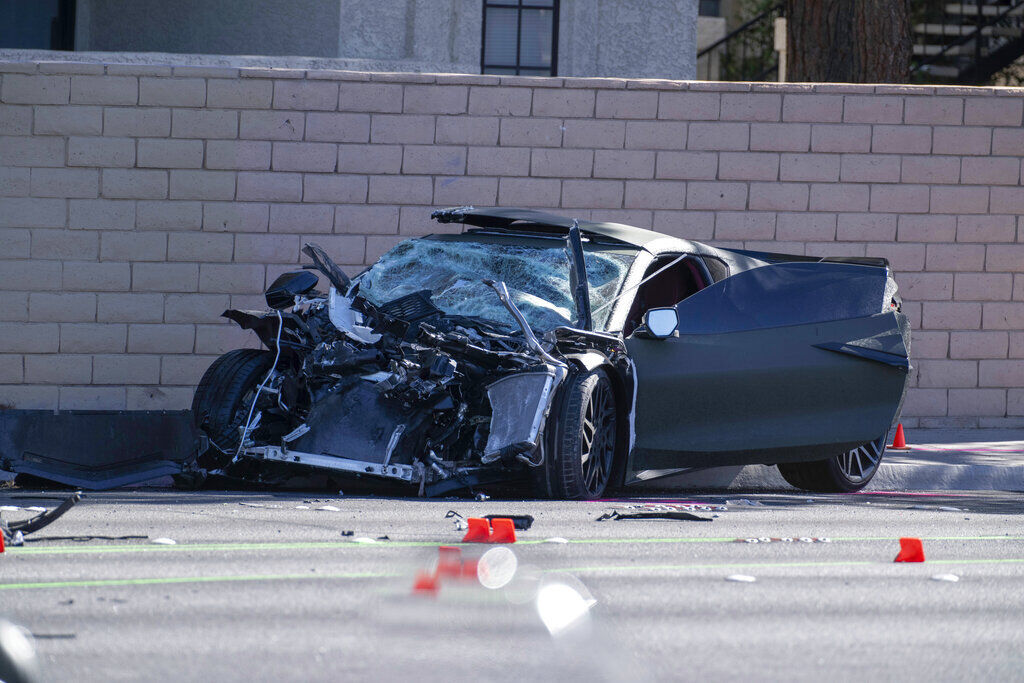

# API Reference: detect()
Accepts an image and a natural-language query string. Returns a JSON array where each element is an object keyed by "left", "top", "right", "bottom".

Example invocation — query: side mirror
[{"left": 638, "top": 307, "right": 678, "bottom": 339}]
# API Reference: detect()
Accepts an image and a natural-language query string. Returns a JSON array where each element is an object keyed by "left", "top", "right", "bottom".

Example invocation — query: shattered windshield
[{"left": 357, "top": 235, "right": 637, "bottom": 331}]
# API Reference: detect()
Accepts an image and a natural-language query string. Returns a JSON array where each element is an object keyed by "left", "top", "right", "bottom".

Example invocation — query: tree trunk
[{"left": 786, "top": 0, "right": 911, "bottom": 83}]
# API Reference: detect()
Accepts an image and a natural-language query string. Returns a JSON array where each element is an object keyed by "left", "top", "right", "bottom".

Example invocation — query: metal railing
[
  {"left": 696, "top": 3, "right": 783, "bottom": 81},
  {"left": 911, "top": 0, "right": 1024, "bottom": 83}
]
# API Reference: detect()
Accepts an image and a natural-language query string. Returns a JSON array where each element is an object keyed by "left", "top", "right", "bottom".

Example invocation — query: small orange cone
[
  {"left": 462, "top": 517, "right": 491, "bottom": 543},
  {"left": 460, "top": 557, "right": 479, "bottom": 579},
  {"left": 889, "top": 424, "right": 911, "bottom": 450},
  {"left": 412, "top": 570, "right": 439, "bottom": 595},
  {"left": 436, "top": 546, "right": 462, "bottom": 578},
  {"left": 894, "top": 537, "right": 925, "bottom": 563},
  {"left": 0, "top": 532, "right": 4, "bottom": 554},
  {"left": 488, "top": 518, "right": 517, "bottom": 544}
]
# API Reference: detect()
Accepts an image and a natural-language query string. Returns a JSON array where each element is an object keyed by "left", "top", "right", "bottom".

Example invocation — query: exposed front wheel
[
  {"left": 777, "top": 435, "right": 886, "bottom": 493},
  {"left": 536, "top": 369, "right": 618, "bottom": 500},
  {"left": 191, "top": 349, "right": 276, "bottom": 457}
]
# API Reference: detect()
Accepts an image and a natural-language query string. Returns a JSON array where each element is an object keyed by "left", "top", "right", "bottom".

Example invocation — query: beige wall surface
[{"left": 0, "top": 60, "right": 1022, "bottom": 428}]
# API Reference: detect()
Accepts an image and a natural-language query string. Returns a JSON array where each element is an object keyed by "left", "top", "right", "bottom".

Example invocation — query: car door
[{"left": 625, "top": 261, "right": 910, "bottom": 472}]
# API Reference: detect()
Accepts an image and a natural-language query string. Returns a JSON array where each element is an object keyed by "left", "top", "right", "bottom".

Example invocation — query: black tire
[
  {"left": 537, "top": 368, "right": 618, "bottom": 500},
  {"left": 777, "top": 436, "right": 886, "bottom": 493},
  {"left": 191, "top": 349, "right": 275, "bottom": 454}
]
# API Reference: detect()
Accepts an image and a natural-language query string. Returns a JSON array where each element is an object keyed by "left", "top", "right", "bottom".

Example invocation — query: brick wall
[{"left": 1, "top": 60, "right": 1022, "bottom": 427}]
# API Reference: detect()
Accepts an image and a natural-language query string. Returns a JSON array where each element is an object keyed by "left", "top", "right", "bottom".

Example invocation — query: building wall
[{"left": 0, "top": 59, "right": 1022, "bottom": 427}]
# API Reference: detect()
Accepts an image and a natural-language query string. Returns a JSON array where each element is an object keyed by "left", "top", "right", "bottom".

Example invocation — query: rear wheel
[
  {"left": 777, "top": 435, "right": 886, "bottom": 493},
  {"left": 191, "top": 349, "right": 275, "bottom": 456},
  {"left": 537, "top": 369, "right": 618, "bottom": 500}
]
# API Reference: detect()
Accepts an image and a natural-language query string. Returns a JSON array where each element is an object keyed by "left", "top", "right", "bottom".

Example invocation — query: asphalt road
[{"left": 1, "top": 489, "right": 1023, "bottom": 682}]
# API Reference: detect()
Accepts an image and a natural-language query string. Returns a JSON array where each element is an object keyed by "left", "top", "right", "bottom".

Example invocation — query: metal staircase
[{"left": 912, "top": 1, "right": 1024, "bottom": 84}]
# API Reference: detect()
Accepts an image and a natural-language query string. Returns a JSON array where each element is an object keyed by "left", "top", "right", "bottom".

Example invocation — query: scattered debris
[
  {"left": 483, "top": 514, "right": 534, "bottom": 531},
  {"left": 295, "top": 505, "right": 310, "bottom": 510},
  {"left": 736, "top": 537, "right": 831, "bottom": 543},
  {"left": 316, "top": 505, "right": 341, "bottom": 512},
  {"left": 475, "top": 493, "right": 490, "bottom": 502},
  {"left": 340, "top": 530, "right": 354, "bottom": 537},
  {"left": 725, "top": 574, "right": 757, "bottom": 583},
  {"left": 445, "top": 509, "right": 467, "bottom": 531},
  {"left": 1, "top": 492, "right": 82, "bottom": 550},
  {"left": 351, "top": 537, "right": 376, "bottom": 544},
  {"left": 894, "top": 537, "right": 925, "bottom": 563},
  {"left": 544, "top": 537, "right": 569, "bottom": 544},
  {"left": 726, "top": 499, "right": 764, "bottom": 507},
  {"left": 596, "top": 510, "right": 712, "bottom": 522},
  {"left": 150, "top": 538, "right": 176, "bottom": 545},
  {"left": 931, "top": 574, "right": 960, "bottom": 582}
]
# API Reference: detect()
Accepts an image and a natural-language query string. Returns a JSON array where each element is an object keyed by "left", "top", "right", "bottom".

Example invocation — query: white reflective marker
[
  {"left": 150, "top": 538, "right": 176, "bottom": 545},
  {"left": 725, "top": 574, "right": 757, "bottom": 583},
  {"left": 477, "top": 546, "right": 518, "bottom": 590},
  {"left": 931, "top": 574, "right": 960, "bottom": 582}
]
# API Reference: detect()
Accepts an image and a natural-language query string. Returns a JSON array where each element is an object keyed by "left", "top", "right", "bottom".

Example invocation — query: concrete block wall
[{"left": 0, "top": 59, "right": 1022, "bottom": 427}]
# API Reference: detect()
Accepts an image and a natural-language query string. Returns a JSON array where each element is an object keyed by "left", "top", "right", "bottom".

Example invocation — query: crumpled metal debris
[
  {"left": 1, "top": 492, "right": 81, "bottom": 547},
  {"left": 596, "top": 510, "right": 712, "bottom": 522}
]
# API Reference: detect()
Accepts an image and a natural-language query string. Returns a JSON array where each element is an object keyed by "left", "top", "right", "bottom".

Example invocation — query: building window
[
  {"left": 482, "top": 0, "right": 559, "bottom": 76},
  {"left": 699, "top": 0, "right": 721, "bottom": 16},
  {"left": 0, "top": 0, "right": 75, "bottom": 50}
]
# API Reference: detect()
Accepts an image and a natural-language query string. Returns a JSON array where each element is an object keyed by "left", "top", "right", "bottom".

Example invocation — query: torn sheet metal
[{"left": 484, "top": 371, "right": 556, "bottom": 462}]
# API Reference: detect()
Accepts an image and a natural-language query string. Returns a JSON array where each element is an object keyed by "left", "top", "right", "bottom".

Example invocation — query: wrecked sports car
[{"left": 190, "top": 207, "right": 911, "bottom": 499}]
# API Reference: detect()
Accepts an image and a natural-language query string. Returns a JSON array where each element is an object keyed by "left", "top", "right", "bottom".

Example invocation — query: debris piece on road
[
  {"left": 596, "top": 510, "right": 712, "bottom": 522},
  {"left": 725, "top": 574, "right": 757, "bottom": 583},
  {"left": 316, "top": 505, "right": 341, "bottom": 512},
  {"left": 931, "top": 574, "right": 960, "bottom": 582},
  {"left": 150, "top": 538, "right": 176, "bottom": 545},
  {"left": 737, "top": 537, "right": 831, "bottom": 543},
  {"left": 445, "top": 509, "right": 467, "bottom": 531},
  {"left": 2, "top": 492, "right": 82, "bottom": 550},
  {"left": 544, "top": 537, "right": 569, "bottom": 544},
  {"left": 894, "top": 537, "right": 925, "bottom": 563},
  {"left": 483, "top": 514, "right": 534, "bottom": 531},
  {"left": 475, "top": 493, "right": 490, "bottom": 502},
  {"left": 340, "top": 530, "right": 354, "bottom": 537},
  {"left": 351, "top": 537, "right": 376, "bottom": 544},
  {"left": 295, "top": 505, "right": 310, "bottom": 510},
  {"left": 726, "top": 499, "right": 764, "bottom": 507}
]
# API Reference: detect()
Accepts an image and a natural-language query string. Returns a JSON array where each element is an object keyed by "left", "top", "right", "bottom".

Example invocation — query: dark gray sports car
[{"left": 191, "top": 206, "right": 911, "bottom": 499}]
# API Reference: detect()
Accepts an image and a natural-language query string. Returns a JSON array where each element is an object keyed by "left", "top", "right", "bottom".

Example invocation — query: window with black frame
[{"left": 481, "top": 0, "right": 559, "bottom": 76}]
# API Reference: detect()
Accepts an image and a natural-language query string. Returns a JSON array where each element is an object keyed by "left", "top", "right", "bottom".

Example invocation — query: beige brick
[
  {"left": 193, "top": 324, "right": 261, "bottom": 355},
  {"left": 750, "top": 123, "right": 811, "bottom": 152},
  {"left": 658, "top": 92, "right": 719, "bottom": 120},
  {"left": 240, "top": 110, "right": 304, "bottom": 140},
  {"left": 432, "top": 176, "right": 498, "bottom": 206},
  {"left": 207, "top": 78, "right": 272, "bottom": 108},
  {"left": 622, "top": 180, "right": 688, "bottom": 210},
  {"left": 100, "top": 231, "right": 167, "bottom": 261},
  {"left": 34, "top": 105, "right": 102, "bottom": 135},
  {"left": 30, "top": 229, "right": 98, "bottom": 259},
  {"left": 990, "top": 187, "right": 1024, "bottom": 214},
  {"left": 904, "top": 96, "right": 961, "bottom": 124},
  {"left": 29, "top": 292, "right": 96, "bottom": 322},
  {"left": 126, "top": 385, "right": 193, "bottom": 410},
  {"left": 0, "top": 226, "right": 29, "bottom": 255},
  {"left": 776, "top": 213, "right": 836, "bottom": 241},
  {"left": 469, "top": 87, "right": 532, "bottom": 116},
  {"left": 499, "top": 118, "right": 562, "bottom": 147},
  {"left": 984, "top": 302, "right": 1024, "bottom": 329},
  {"left": 59, "top": 386, "right": 125, "bottom": 410},
  {"left": 843, "top": 95, "right": 902, "bottom": 123},
  {"left": 951, "top": 331, "right": 1009, "bottom": 359},
  {"left": 530, "top": 89, "right": 591, "bottom": 117},
  {"left": 370, "top": 114, "right": 435, "bottom": 144},
  {"left": 101, "top": 169, "right": 168, "bottom": 199},
  {"left": 167, "top": 233, "right": 234, "bottom": 262},
  {"left": 136, "top": 200, "right": 202, "bottom": 231},
  {"left": 334, "top": 205, "right": 400, "bottom": 235},
  {"left": 467, "top": 147, "right": 530, "bottom": 176},
  {"left": 170, "top": 170, "right": 237, "bottom": 200},
  {"left": 923, "top": 301, "right": 982, "bottom": 329},
  {"left": 714, "top": 212, "right": 776, "bottom": 240},
  {"left": 396, "top": 206, "right": 439, "bottom": 235},
  {"left": 0, "top": 167, "right": 29, "bottom": 197},
  {"left": 137, "top": 139, "right": 204, "bottom": 169},
  {"left": 810, "top": 124, "right": 870, "bottom": 153},
  {"left": 103, "top": 107, "right": 170, "bottom": 137},
  {"left": 368, "top": 176, "right": 432, "bottom": 204},
  {"left": 164, "top": 294, "right": 230, "bottom": 323},
  {"left": 0, "top": 355, "right": 23, "bottom": 383},
  {"left": 896, "top": 214, "right": 954, "bottom": 242},
  {"left": 778, "top": 153, "right": 839, "bottom": 182},
  {"left": 837, "top": 213, "right": 896, "bottom": 241},
  {"left": 562, "top": 180, "right": 624, "bottom": 208},
  {"left": 686, "top": 182, "right": 747, "bottom": 210},
  {"left": 337, "top": 82, "right": 403, "bottom": 113},
  {"left": 930, "top": 185, "right": 989, "bottom": 214},
  {"left": 0, "top": 135, "right": 65, "bottom": 166},
  {"left": 233, "top": 234, "right": 301, "bottom": 262},
  {"left": 0, "top": 261, "right": 60, "bottom": 294},
  {"left": 97, "top": 293, "right": 164, "bottom": 322},
  {"left": 911, "top": 330, "right": 949, "bottom": 359},
  {"left": 402, "top": 145, "right": 467, "bottom": 175},
  {"left": 1011, "top": 389, "right": 1024, "bottom": 415},
  {"left": 530, "top": 149, "right": 593, "bottom": 178},
  {"left": 295, "top": 235, "right": 364, "bottom": 264},
  {"left": 782, "top": 94, "right": 843, "bottom": 123},
  {"left": 267, "top": 141, "right": 336, "bottom": 172},
  {"left": 866, "top": 242, "right": 926, "bottom": 271},
  {"left": 0, "top": 385, "right": 58, "bottom": 409},
  {"left": 268, "top": 204, "right": 334, "bottom": 233},
  {"left": 3, "top": 322, "right": 60, "bottom": 352},
  {"left": 964, "top": 97, "right": 1022, "bottom": 126},
  {"left": 956, "top": 215, "right": 1015, "bottom": 243},
  {"left": 899, "top": 272, "right": 953, "bottom": 301},
  {"left": 624, "top": 121, "right": 687, "bottom": 150},
  {"left": 563, "top": 120, "right": 625, "bottom": 149},
  {"left": 992, "top": 128, "right": 1024, "bottom": 155},
  {"left": 93, "top": 354, "right": 161, "bottom": 384},
  {"left": 61, "top": 261, "right": 131, "bottom": 291},
  {"left": 304, "top": 112, "right": 370, "bottom": 143},
  {"left": 718, "top": 152, "right": 778, "bottom": 181},
  {"left": 655, "top": 151, "right": 717, "bottom": 179},
  {"left": 926, "top": 243, "right": 985, "bottom": 272},
  {"left": 1012, "top": 332, "right": 1024, "bottom": 357},
  {"left": 687, "top": 122, "right": 748, "bottom": 151},
  {"left": 139, "top": 77, "right": 205, "bottom": 106},
  {"left": 986, "top": 244, "right": 1024, "bottom": 272},
  {"left": 127, "top": 324, "right": 195, "bottom": 353},
  {"left": 720, "top": 93, "right": 780, "bottom": 122},
  {"left": 0, "top": 197, "right": 66, "bottom": 227},
  {"left": 24, "top": 354, "right": 91, "bottom": 384},
  {"left": 948, "top": 388, "right": 1005, "bottom": 416},
  {"left": 29, "top": 168, "right": 98, "bottom": 198},
  {"left": 933, "top": 126, "right": 991, "bottom": 155},
  {"left": 302, "top": 174, "right": 367, "bottom": 203},
  {"left": 172, "top": 109, "right": 238, "bottom": 139},
  {"left": 870, "top": 184, "right": 928, "bottom": 213},
  {"left": 497, "top": 177, "right": 561, "bottom": 207},
  {"left": 917, "top": 359, "right": 977, "bottom": 388},
  {"left": 205, "top": 140, "right": 271, "bottom": 170},
  {"left": 132, "top": 263, "right": 198, "bottom": 292},
  {"left": 870, "top": 125, "right": 931, "bottom": 154},
  {"left": 901, "top": 156, "right": 960, "bottom": 184},
  {"left": 337, "top": 143, "right": 403, "bottom": 173},
  {"left": 68, "top": 136, "right": 135, "bottom": 167},
  {"left": 437, "top": 115, "right": 498, "bottom": 145},
  {"left": 0, "top": 104, "right": 32, "bottom": 134},
  {"left": 199, "top": 263, "right": 265, "bottom": 293},
  {"left": 203, "top": 202, "right": 269, "bottom": 232},
  {"left": 749, "top": 182, "right": 807, "bottom": 211},
  {"left": 593, "top": 90, "right": 656, "bottom": 119},
  {"left": 652, "top": 210, "right": 714, "bottom": 240},
  {"left": 1, "top": 74, "right": 69, "bottom": 104},
  {"left": 593, "top": 150, "right": 655, "bottom": 179},
  {"left": 161, "top": 354, "right": 219, "bottom": 385},
  {"left": 403, "top": 85, "right": 467, "bottom": 114},
  {"left": 70, "top": 75, "right": 137, "bottom": 105},
  {"left": 272, "top": 79, "right": 338, "bottom": 110},
  {"left": 961, "top": 157, "right": 1020, "bottom": 185}
]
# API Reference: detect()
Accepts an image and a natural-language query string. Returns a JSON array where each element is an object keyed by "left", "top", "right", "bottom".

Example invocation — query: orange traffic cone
[
  {"left": 412, "top": 570, "right": 439, "bottom": 595},
  {"left": 462, "top": 517, "right": 491, "bottom": 543},
  {"left": 460, "top": 557, "right": 479, "bottom": 579},
  {"left": 894, "top": 537, "right": 925, "bottom": 563},
  {"left": 0, "top": 532, "right": 4, "bottom": 554},
  {"left": 488, "top": 518, "right": 517, "bottom": 544},
  {"left": 889, "top": 423, "right": 911, "bottom": 450},
  {"left": 436, "top": 546, "right": 462, "bottom": 578}
]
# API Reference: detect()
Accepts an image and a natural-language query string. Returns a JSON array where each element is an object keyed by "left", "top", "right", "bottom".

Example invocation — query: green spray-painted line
[
  {"left": 7, "top": 534, "right": 1024, "bottom": 557},
  {"left": 0, "top": 570, "right": 402, "bottom": 591},
  {"left": 552, "top": 557, "right": 1024, "bottom": 574}
]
